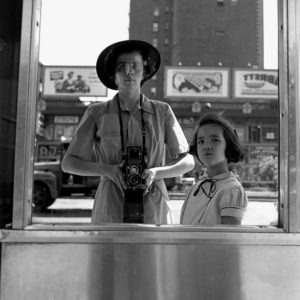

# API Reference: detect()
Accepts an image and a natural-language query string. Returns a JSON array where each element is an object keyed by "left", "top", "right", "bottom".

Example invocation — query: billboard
[
  {"left": 164, "top": 67, "right": 230, "bottom": 99},
  {"left": 42, "top": 66, "right": 107, "bottom": 98},
  {"left": 233, "top": 69, "right": 278, "bottom": 99}
]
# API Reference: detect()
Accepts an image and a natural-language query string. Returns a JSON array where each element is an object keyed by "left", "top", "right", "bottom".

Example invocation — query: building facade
[{"left": 130, "top": 0, "right": 264, "bottom": 99}]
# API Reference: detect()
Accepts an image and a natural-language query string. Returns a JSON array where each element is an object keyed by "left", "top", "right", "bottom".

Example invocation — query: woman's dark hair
[{"left": 189, "top": 112, "right": 245, "bottom": 163}]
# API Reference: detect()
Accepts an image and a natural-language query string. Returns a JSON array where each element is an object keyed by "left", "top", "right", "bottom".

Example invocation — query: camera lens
[
  {"left": 130, "top": 166, "right": 139, "bottom": 175},
  {"left": 129, "top": 175, "right": 140, "bottom": 185}
]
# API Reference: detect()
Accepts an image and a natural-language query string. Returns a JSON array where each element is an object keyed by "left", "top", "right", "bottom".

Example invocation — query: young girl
[{"left": 180, "top": 113, "right": 248, "bottom": 225}]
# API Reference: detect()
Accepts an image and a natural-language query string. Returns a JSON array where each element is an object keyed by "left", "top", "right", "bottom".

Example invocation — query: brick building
[{"left": 129, "top": 0, "right": 264, "bottom": 99}]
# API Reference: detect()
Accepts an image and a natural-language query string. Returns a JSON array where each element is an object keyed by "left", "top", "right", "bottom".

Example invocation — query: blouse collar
[{"left": 110, "top": 93, "right": 154, "bottom": 114}]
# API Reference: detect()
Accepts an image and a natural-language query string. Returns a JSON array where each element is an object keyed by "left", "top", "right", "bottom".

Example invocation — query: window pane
[{"left": 34, "top": 0, "right": 279, "bottom": 227}]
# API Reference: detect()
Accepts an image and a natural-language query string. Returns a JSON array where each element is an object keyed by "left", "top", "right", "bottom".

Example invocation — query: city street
[{"left": 32, "top": 192, "right": 278, "bottom": 226}]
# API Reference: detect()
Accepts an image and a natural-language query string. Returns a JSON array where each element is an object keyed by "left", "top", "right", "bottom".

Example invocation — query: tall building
[{"left": 129, "top": 0, "right": 264, "bottom": 100}]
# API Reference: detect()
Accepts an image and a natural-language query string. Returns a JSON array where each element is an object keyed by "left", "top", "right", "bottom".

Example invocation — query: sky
[
  {"left": 39, "top": 0, "right": 278, "bottom": 99},
  {"left": 39, "top": 0, "right": 131, "bottom": 66}
]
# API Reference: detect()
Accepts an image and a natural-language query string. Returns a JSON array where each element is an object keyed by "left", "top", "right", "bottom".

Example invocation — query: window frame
[
  {"left": 12, "top": 0, "right": 300, "bottom": 233},
  {"left": 278, "top": 0, "right": 300, "bottom": 232}
]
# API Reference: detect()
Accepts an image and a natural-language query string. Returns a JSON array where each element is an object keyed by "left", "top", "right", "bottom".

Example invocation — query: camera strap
[{"left": 116, "top": 94, "right": 147, "bottom": 159}]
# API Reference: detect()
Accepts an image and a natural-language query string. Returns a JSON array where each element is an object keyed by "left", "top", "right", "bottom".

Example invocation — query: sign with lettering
[
  {"left": 242, "top": 103, "right": 253, "bottom": 114},
  {"left": 42, "top": 66, "right": 107, "bottom": 99},
  {"left": 248, "top": 144, "right": 278, "bottom": 162},
  {"left": 37, "top": 143, "right": 62, "bottom": 161},
  {"left": 54, "top": 116, "right": 79, "bottom": 124},
  {"left": 164, "top": 67, "right": 230, "bottom": 99},
  {"left": 233, "top": 69, "right": 278, "bottom": 99}
]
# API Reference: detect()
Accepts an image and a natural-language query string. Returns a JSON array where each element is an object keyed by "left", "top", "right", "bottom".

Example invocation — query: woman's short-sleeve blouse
[{"left": 65, "top": 93, "right": 189, "bottom": 224}]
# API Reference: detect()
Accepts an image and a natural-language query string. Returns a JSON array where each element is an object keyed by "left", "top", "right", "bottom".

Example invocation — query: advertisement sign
[
  {"left": 54, "top": 116, "right": 79, "bottom": 124},
  {"left": 164, "top": 67, "right": 230, "bottom": 99},
  {"left": 42, "top": 66, "right": 107, "bottom": 98},
  {"left": 36, "top": 142, "right": 62, "bottom": 161},
  {"left": 233, "top": 69, "right": 278, "bottom": 99},
  {"left": 248, "top": 144, "right": 278, "bottom": 162}
]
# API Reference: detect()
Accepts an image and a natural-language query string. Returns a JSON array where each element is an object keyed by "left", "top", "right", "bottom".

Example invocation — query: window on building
[
  {"left": 152, "top": 22, "right": 159, "bottom": 32},
  {"left": 231, "top": 0, "right": 238, "bottom": 6},
  {"left": 150, "top": 87, "right": 157, "bottom": 96},
  {"left": 235, "top": 126, "right": 246, "bottom": 143},
  {"left": 153, "top": 7, "right": 159, "bottom": 16},
  {"left": 216, "top": 30, "right": 225, "bottom": 36},
  {"left": 164, "top": 6, "right": 169, "bottom": 14},
  {"left": 164, "top": 22, "right": 169, "bottom": 30},
  {"left": 217, "top": 0, "right": 224, "bottom": 7},
  {"left": 262, "top": 126, "right": 278, "bottom": 143},
  {"left": 164, "top": 38, "right": 169, "bottom": 45},
  {"left": 248, "top": 124, "right": 261, "bottom": 143},
  {"left": 152, "top": 38, "right": 158, "bottom": 47}
]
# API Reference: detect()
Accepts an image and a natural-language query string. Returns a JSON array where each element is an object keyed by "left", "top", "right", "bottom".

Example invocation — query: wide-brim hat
[{"left": 96, "top": 40, "right": 161, "bottom": 90}]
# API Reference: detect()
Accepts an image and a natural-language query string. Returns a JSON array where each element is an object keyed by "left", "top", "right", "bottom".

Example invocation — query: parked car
[{"left": 33, "top": 141, "right": 99, "bottom": 211}]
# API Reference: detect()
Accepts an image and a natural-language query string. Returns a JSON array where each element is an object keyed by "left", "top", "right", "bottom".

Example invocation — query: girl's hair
[{"left": 189, "top": 112, "right": 245, "bottom": 163}]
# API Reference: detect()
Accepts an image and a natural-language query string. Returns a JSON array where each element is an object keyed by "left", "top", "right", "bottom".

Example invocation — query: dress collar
[
  {"left": 200, "top": 171, "right": 233, "bottom": 181},
  {"left": 111, "top": 93, "right": 154, "bottom": 114},
  {"left": 193, "top": 171, "right": 234, "bottom": 197}
]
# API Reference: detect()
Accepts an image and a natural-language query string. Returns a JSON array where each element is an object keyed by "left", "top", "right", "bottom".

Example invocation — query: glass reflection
[{"left": 33, "top": 0, "right": 279, "bottom": 226}]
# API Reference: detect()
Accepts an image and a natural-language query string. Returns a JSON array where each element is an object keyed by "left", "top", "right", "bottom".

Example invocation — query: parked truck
[{"left": 33, "top": 141, "right": 99, "bottom": 211}]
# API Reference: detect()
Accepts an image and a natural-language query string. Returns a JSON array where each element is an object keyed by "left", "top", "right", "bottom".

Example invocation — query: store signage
[
  {"left": 164, "top": 67, "right": 230, "bottom": 99},
  {"left": 54, "top": 116, "right": 79, "bottom": 124},
  {"left": 42, "top": 66, "right": 107, "bottom": 99},
  {"left": 242, "top": 103, "right": 253, "bottom": 114},
  {"left": 266, "top": 132, "right": 275, "bottom": 140},
  {"left": 233, "top": 69, "right": 278, "bottom": 99},
  {"left": 248, "top": 144, "right": 278, "bottom": 161},
  {"left": 37, "top": 143, "right": 61, "bottom": 161}
]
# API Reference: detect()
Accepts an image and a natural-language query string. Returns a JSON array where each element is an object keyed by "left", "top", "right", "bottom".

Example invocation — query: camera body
[
  {"left": 123, "top": 146, "right": 147, "bottom": 223},
  {"left": 123, "top": 146, "right": 147, "bottom": 189}
]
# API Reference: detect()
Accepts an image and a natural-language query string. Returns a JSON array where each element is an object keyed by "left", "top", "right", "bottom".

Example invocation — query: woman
[{"left": 62, "top": 40, "right": 195, "bottom": 224}]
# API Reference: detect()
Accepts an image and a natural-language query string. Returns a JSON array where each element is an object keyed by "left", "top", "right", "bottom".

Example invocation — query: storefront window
[{"left": 28, "top": 0, "right": 280, "bottom": 227}]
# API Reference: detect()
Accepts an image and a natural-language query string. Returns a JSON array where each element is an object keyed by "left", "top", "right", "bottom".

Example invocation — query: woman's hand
[{"left": 141, "top": 168, "right": 156, "bottom": 194}]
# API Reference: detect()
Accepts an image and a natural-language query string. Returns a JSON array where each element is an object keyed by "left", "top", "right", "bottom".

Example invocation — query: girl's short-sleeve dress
[{"left": 180, "top": 172, "right": 248, "bottom": 225}]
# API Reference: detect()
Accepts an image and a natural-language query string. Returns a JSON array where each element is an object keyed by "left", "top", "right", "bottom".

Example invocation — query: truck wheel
[{"left": 33, "top": 182, "right": 55, "bottom": 211}]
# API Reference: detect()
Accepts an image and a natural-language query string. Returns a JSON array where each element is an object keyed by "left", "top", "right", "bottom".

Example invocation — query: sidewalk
[{"left": 34, "top": 194, "right": 278, "bottom": 226}]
